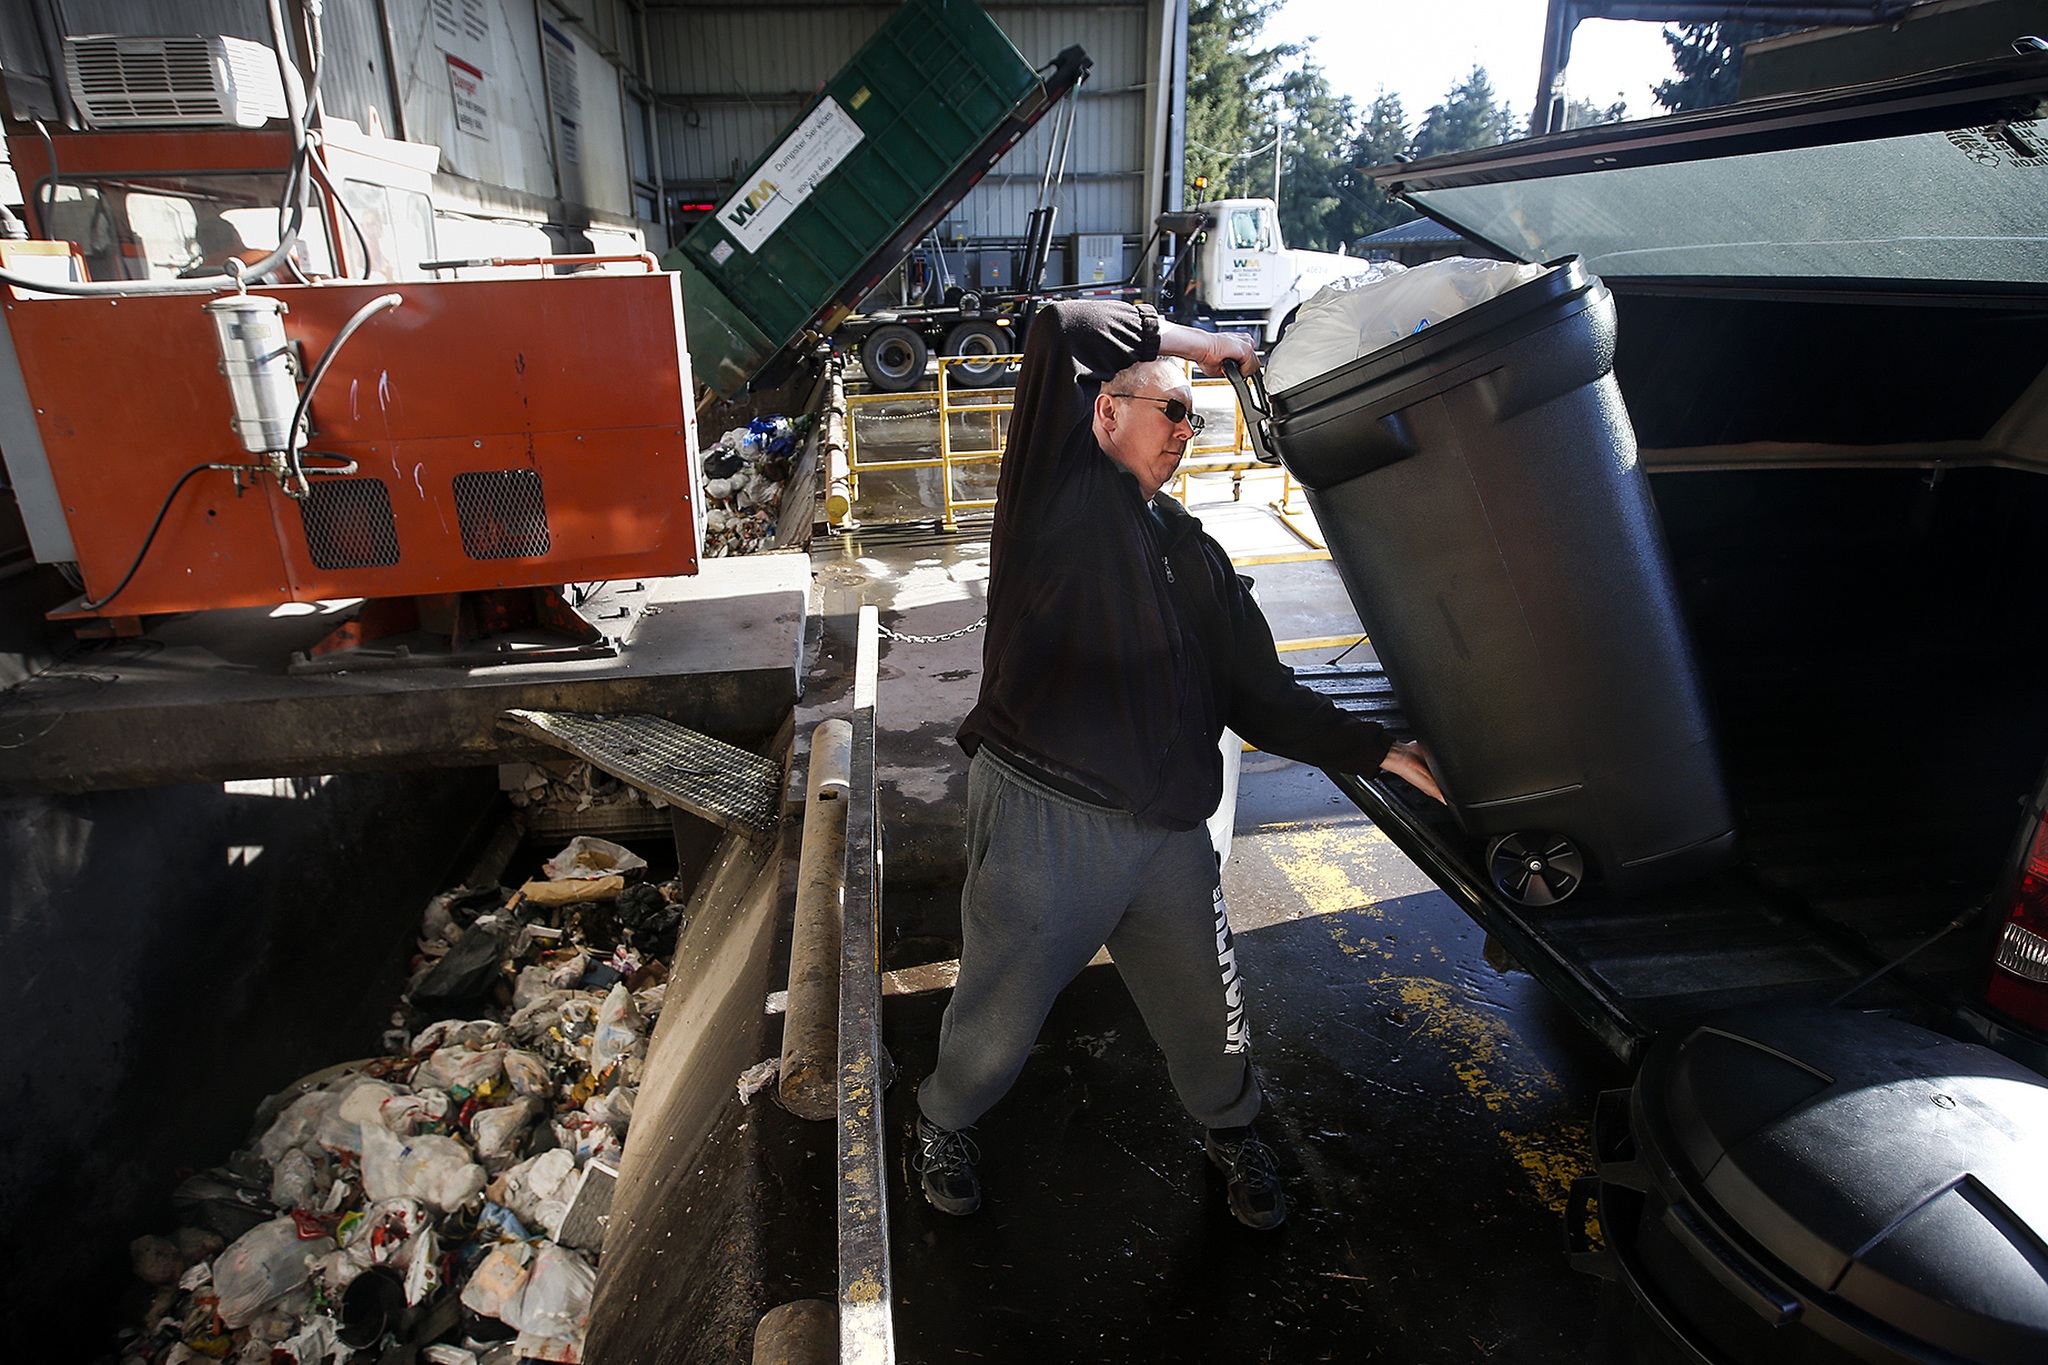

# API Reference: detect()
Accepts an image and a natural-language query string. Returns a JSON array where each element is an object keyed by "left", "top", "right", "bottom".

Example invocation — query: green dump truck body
[{"left": 672, "top": 0, "right": 1047, "bottom": 396}]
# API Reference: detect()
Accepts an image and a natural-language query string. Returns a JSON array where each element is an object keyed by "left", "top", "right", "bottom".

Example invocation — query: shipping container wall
[{"left": 649, "top": 0, "right": 1160, "bottom": 254}]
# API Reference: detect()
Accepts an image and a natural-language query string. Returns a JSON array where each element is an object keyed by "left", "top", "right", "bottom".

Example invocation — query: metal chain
[{"left": 876, "top": 616, "right": 987, "bottom": 644}]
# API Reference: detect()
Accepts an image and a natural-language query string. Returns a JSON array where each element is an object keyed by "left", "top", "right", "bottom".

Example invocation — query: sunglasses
[{"left": 1110, "top": 392, "right": 1206, "bottom": 434}]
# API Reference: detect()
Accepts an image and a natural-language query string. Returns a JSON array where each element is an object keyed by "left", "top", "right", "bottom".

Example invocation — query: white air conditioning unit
[{"left": 64, "top": 35, "right": 287, "bottom": 129}]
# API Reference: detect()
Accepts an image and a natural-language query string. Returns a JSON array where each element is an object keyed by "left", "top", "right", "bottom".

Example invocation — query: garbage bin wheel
[
  {"left": 1486, "top": 831, "right": 1586, "bottom": 906},
  {"left": 860, "top": 325, "right": 929, "bottom": 393},
  {"left": 944, "top": 321, "right": 1016, "bottom": 389}
]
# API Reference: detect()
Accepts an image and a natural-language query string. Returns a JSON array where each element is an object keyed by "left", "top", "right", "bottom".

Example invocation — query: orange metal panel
[{"left": 5, "top": 272, "right": 700, "bottom": 618}]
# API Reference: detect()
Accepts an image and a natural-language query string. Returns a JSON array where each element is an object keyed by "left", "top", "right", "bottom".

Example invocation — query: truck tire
[
  {"left": 943, "top": 321, "right": 1017, "bottom": 389},
  {"left": 860, "top": 325, "right": 929, "bottom": 392}
]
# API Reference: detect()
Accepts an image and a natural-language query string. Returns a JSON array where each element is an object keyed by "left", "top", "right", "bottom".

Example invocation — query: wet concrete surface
[
  {"left": 804, "top": 466, "right": 1631, "bottom": 1361},
  {"left": 879, "top": 758, "right": 1625, "bottom": 1364}
]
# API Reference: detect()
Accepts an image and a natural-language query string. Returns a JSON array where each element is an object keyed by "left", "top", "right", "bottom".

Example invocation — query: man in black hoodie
[{"left": 914, "top": 299, "right": 1440, "bottom": 1230}]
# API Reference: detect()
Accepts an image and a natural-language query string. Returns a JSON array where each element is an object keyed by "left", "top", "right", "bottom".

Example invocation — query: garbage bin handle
[{"left": 1223, "top": 359, "right": 1280, "bottom": 467}]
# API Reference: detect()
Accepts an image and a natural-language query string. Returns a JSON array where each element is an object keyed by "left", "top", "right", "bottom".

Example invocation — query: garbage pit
[{"left": 96, "top": 766, "right": 826, "bottom": 1365}]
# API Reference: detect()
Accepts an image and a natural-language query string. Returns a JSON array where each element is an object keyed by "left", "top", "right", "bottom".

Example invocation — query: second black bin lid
[{"left": 1640, "top": 1007, "right": 2048, "bottom": 1363}]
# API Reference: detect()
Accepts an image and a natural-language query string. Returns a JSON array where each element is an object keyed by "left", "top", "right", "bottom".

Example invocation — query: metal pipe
[
  {"left": 779, "top": 719, "right": 853, "bottom": 1121},
  {"left": 753, "top": 1299, "right": 836, "bottom": 1364},
  {"left": 825, "top": 366, "right": 852, "bottom": 526},
  {"left": 373, "top": 0, "right": 413, "bottom": 142},
  {"left": 837, "top": 605, "right": 894, "bottom": 1364}
]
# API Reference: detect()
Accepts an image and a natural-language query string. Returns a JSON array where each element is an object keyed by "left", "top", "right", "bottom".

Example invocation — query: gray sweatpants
[{"left": 917, "top": 748, "right": 1262, "bottom": 1132}]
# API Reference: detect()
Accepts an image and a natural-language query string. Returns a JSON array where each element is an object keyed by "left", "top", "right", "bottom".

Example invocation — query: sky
[{"left": 1263, "top": 1, "right": 1684, "bottom": 129}]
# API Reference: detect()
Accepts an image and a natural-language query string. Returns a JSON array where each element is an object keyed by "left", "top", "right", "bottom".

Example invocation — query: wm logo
[{"left": 727, "top": 179, "right": 780, "bottom": 228}]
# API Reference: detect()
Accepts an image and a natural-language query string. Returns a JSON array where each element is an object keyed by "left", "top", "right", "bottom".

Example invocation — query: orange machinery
[{"left": 0, "top": 130, "right": 701, "bottom": 660}]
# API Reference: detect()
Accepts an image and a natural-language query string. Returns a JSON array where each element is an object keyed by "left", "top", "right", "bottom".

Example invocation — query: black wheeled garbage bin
[
  {"left": 1270, "top": 258, "right": 1732, "bottom": 901},
  {"left": 1576, "top": 1006, "right": 2048, "bottom": 1364}
]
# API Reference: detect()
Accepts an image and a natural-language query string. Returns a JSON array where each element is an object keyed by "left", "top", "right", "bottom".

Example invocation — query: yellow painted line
[
  {"left": 1230, "top": 550, "right": 1332, "bottom": 567},
  {"left": 1273, "top": 633, "right": 1365, "bottom": 653},
  {"left": 1273, "top": 507, "right": 1327, "bottom": 551},
  {"left": 1248, "top": 824, "right": 1593, "bottom": 1213},
  {"left": 1258, "top": 821, "right": 1400, "bottom": 922},
  {"left": 1380, "top": 977, "right": 1592, "bottom": 1212}
]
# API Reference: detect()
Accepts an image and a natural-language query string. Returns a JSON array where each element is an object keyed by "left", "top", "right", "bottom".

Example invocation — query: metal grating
[
  {"left": 299, "top": 477, "right": 401, "bottom": 570},
  {"left": 498, "top": 710, "right": 782, "bottom": 840},
  {"left": 453, "top": 470, "right": 551, "bottom": 560}
]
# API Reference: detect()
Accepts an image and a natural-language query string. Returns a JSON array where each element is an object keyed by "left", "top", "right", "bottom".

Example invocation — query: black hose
[
  {"left": 78, "top": 465, "right": 221, "bottom": 611},
  {"left": 32, "top": 118, "right": 58, "bottom": 226},
  {"left": 284, "top": 292, "right": 403, "bottom": 496}
]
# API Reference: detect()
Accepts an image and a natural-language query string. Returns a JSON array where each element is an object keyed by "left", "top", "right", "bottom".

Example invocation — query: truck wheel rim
[
  {"left": 956, "top": 334, "right": 1001, "bottom": 376},
  {"left": 872, "top": 340, "right": 917, "bottom": 381}
]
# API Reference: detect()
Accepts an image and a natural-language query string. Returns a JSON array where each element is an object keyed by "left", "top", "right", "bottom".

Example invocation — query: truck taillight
[{"left": 1986, "top": 811, "right": 2048, "bottom": 1030}]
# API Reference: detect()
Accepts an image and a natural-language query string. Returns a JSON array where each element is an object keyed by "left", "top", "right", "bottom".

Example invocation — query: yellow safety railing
[
  {"left": 842, "top": 354, "right": 1014, "bottom": 532},
  {"left": 839, "top": 357, "right": 1325, "bottom": 554}
]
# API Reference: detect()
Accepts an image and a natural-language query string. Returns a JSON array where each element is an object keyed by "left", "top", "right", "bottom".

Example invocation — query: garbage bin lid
[{"left": 1643, "top": 1007, "right": 2048, "bottom": 1362}]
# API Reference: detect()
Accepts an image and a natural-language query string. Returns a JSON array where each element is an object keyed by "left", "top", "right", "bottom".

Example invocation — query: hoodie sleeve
[
  {"left": 1223, "top": 573, "right": 1393, "bottom": 776},
  {"left": 993, "top": 300, "right": 1159, "bottom": 536}
]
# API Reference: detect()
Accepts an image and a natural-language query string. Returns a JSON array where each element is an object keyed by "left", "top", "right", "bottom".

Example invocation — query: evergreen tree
[
  {"left": 1653, "top": 23, "right": 1798, "bottom": 112},
  {"left": 1409, "top": 66, "right": 1518, "bottom": 161},
  {"left": 1271, "top": 64, "right": 1356, "bottom": 251},
  {"left": 1563, "top": 95, "right": 1629, "bottom": 129},
  {"left": 1332, "top": 91, "right": 1413, "bottom": 243},
  {"left": 1184, "top": 0, "right": 1294, "bottom": 201}
]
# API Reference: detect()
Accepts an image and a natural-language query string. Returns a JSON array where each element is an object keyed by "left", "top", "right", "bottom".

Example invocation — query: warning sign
[{"left": 447, "top": 55, "right": 488, "bottom": 139}]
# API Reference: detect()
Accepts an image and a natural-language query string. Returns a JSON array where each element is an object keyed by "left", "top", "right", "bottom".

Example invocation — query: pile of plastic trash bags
[
  {"left": 1263, "top": 256, "right": 1549, "bottom": 393},
  {"left": 702, "top": 415, "right": 805, "bottom": 557},
  {"left": 112, "top": 837, "right": 683, "bottom": 1365}
]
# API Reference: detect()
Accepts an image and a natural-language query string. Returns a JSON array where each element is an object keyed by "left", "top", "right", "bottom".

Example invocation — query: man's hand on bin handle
[
  {"left": 1379, "top": 741, "right": 1444, "bottom": 804},
  {"left": 1159, "top": 321, "right": 1258, "bottom": 379}
]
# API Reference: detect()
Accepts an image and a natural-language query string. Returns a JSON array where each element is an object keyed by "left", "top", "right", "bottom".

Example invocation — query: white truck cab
[{"left": 1165, "top": 197, "right": 1378, "bottom": 345}]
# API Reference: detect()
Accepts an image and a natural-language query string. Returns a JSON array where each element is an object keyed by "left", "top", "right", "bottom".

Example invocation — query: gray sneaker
[
  {"left": 1205, "top": 1126, "right": 1287, "bottom": 1230},
  {"left": 913, "top": 1114, "right": 982, "bottom": 1215}
]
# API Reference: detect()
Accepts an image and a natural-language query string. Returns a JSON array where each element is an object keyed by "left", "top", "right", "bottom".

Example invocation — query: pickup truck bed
[{"left": 1310, "top": 461, "right": 2048, "bottom": 1063}]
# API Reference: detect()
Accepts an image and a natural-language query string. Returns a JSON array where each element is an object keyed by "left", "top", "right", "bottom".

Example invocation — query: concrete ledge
[{"left": 0, "top": 555, "right": 809, "bottom": 793}]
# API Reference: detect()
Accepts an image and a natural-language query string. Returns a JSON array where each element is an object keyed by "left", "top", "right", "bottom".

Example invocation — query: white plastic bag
[
  {"left": 502, "top": 1049, "right": 554, "bottom": 1098},
  {"left": 1261, "top": 259, "right": 1404, "bottom": 392},
  {"left": 255, "top": 1090, "right": 337, "bottom": 1166},
  {"left": 471, "top": 1097, "right": 543, "bottom": 1161},
  {"left": 317, "top": 1079, "right": 400, "bottom": 1156},
  {"left": 269, "top": 1147, "right": 318, "bottom": 1211},
  {"left": 460, "top": 1241, "right": 534, "bottom": 1321},
  {"left": 1264, "top": 256, "right": 1550, "bottom": 392},
  {"left": 414, "top": 1045, "right": 505, "bottom": 1095},
  {"left": 543, "top": 836, "right": 648, "bottom": 881},
  {"left": 380, "top": 1088, "right": 451, "bottom": 1135},
  {"left": 504, "top": 1244, "right": 597, "bottom": 1343},
  {"left": 495, "top": 1147, "right": 579, "bottom": 1236},
  {"left": 400, "top": 1223, "right": 440, "bottom": 1306},
  {"left": 212, "top": 1217, "right": 315, "bottom": 1328},
  {"left": 587, "top": 983, "right": 641, "bottom": 1078},
  {"left": 359, "top": 1125, "right": 487, "bottom": 1212}
]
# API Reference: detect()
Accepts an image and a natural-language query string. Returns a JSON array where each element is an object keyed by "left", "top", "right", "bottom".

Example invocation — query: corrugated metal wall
[
  {"left": 21, "top": 1, "right": 1170, "bottom": 273},
  {"left": 648, "top": 0, "right": 1164, "bottom": 282},
  {"left": 33, "top": 0, "right": 654, "bottom": 235}
]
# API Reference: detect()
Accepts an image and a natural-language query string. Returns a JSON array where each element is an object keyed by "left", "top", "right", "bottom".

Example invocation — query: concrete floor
[{"left": 804, "top": 466, "right": 1630, "bottom": 1362}]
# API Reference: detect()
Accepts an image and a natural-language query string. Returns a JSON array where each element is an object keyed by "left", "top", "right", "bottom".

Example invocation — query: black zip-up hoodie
[{"left": 957, "top": 299, "right": 1392, "bottom": 830}]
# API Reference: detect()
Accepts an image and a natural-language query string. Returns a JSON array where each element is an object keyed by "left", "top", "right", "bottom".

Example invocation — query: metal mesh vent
[
  {"left": 65, "top": 36, "right": 286, "bottom": 128},
  {"left": 299, "top": 478, "right": 401, "bottom": 570},
  {"left": 454, "top": 470, "right": 551, "bottom": 560}
]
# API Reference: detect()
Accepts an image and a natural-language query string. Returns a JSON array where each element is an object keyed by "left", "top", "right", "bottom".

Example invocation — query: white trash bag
[{"left": 1265, "top": 256, "right": 1549, "bottom": 393}]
